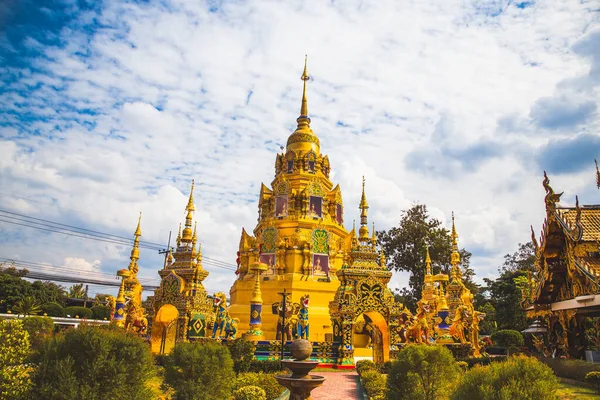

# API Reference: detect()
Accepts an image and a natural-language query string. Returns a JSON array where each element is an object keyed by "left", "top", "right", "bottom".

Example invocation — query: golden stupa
[{"left": 228, "top": 57, "right": 349, "bottom": 341}]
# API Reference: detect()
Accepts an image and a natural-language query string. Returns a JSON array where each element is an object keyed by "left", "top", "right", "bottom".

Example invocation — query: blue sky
[{"left": 0, "top": 0, "right": 599, "bottom": 296}]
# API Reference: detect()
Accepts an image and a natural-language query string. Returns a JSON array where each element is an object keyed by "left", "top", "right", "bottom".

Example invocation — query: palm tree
[
  {"left": 12, "top": 296, "right": 42, "bottom": 316},
  {"left": 68, "top": 283, "right": 86, "bottom": 299}
]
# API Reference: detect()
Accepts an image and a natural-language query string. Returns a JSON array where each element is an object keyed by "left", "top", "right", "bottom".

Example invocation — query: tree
[
  {"left": 378, "top": 204, "right": 475, "bottom": 310},
  {"left": 0, "top": 319, "right": 33, "bottom": 399},
  {"left": 0, "top": 270, "right": 33, "bottom": 312},
  {"left": 21, "top": 316, "right": 54, "bottom": 350},
  {"left": 30, "top": 281, "right": 67, "bottom": 305},
  {"left": 31, "top": 325, "right": 155, "bottom": 400},
  {"left": 481, "top": 242, "right": 536, "bottom": 332},
  {"left": 478, "top": 303, "right": 497, "bottom": 335},
  {"left": 12, "top": 296, "right": 42, "bottom": 316},
  {"left": 68, "top": 284, "right": 86, "bottom": 299}
]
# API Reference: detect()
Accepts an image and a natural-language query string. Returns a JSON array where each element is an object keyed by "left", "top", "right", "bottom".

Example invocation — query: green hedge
[
  {"left": 228, "top": 338, "right": 256, "bottom": 374},
  {"left": 41, "top": 302, "right": 64, "bottom": 317},
  {"left": 360, "top": 369, "right": 386, "bottom": 398},
  {"left": 63, "top": 306, "right": 93, "bottom": 319},
  {"left": 91, "top": 305, "right": 112, "bottom": 320},
  {"left": 540, "top": 357, "right": 600, "bottom": 382},
  {"left": 356, "top": 359, "right": 376, "bottom": 375},
  {"left": 232, "top": 372, "right": 284, "bottom": 400},
  {"left": 249, "top": 360, "right": 283, "bottom": 374},
  {"left": 491, "top": 330, "right": 524, "bottom": 348},
  {"left": 233, "top": 385, "right": 266, "bottom": 400},
  {"left": 451, "top": 356, "right": 558, "bottom": 400},
  {"left": 463, "top": 356, "right": 507, "bottom": 368},
  {"left": 21, "top": 316, "right": 54, "bottom": 349}
]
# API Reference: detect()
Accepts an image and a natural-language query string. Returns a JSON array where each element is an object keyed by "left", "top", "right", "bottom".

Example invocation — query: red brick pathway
[{"left": 310, "top": 371, "right": 362, "bottom": 400}]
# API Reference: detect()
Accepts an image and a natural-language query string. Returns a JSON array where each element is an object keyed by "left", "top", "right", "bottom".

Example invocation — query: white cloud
[{"left": 0, "top": 0, "right": 598, "bottom": 300}]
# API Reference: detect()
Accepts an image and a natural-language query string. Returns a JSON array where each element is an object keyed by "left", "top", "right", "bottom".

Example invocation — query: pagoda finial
[
  {"left": 371, "top": 222, "right": 377, "bottom": 245},
  {"left": 359, "top": 176, "right": 370, "bottom": 242},
  {"left": 192, "top": 221, "right": 198, "bottom": 245},
  {"left": 595, "top": 159, "right": 600, "bottom": 189},
  {"left": 296, "top": 55, "right": 311, "bottom": 130},
  {"left": 450, "top": 212, "right": 461, "bottom": 279},
  {"left": 425, "top": 245, "right": 432, "bottom": 276},
  {"left": 129, "top": 212, "right": 142, "bottom": 272},
  {"left": 176, "top": 223, "right": 182, "bottom": 247},
  {"left": 186, "top": 179, "right": 195, "bottom": 213}
]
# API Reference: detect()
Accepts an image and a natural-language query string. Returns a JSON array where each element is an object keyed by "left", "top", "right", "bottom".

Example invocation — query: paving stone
[{"left": 310, "top": 371, "right": 361, "bottom": 400}]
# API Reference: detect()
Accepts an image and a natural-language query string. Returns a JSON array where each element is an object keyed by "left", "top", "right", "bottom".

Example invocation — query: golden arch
[
  {"left": 151, "top": 304, "right": 179, "bottom": 355},
  {"left": 356, "top": 311, "right": 390, "bottom": 363}
]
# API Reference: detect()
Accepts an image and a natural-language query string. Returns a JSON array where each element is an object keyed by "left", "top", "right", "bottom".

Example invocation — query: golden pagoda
[
  {"left": 329, "top": 178, "right": 406, "bottom": 366},
  {"left": 149, "top": 180, "right": 214, "bottom": 354},
  {"left": 113, "top": 213, "right": 147, "bottom": 334},
  {"left": 228, "top": 57, "right": 348, "bottom": 342}
]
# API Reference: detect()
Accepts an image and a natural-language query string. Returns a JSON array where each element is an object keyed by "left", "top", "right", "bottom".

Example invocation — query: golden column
[{"left": 246, "top": 261, "right": 268, "bottom": 340}]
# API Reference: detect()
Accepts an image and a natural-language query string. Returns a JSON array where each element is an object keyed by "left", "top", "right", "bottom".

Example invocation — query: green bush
[
  {"left": 228, "top": 337, "right": 256, "bottom": 374},
  {"left": 356, "top": 359, "right": 377, "bottom": 375},
  {"left": 31, "top": 325, "right": 155, "bottom": 400},
  {"left": 21, "top": 316, "right": 54, "bottom": 349},
  {"left": 585, "top": 371, "right": 600, "bottom": 394},
  {"left": 165, "top": 341, "right": 235, "bottom": 400},
  {"left": 377, "top": 360, "right": 393, "bottom": 374},
  {"left": 0, "top": 319, "right": 33, "bottom": 399},
  {"left": 447, "top": 343, "right": 472, "bottom": 360},
  {"left": 387, "top": 344, "right": 460, "bottom": 400},
  {"left": 63, "top": 306, "right": 93, "bottom": 319},
  {"left": 456, "top": 361, "right": 468, "bottom": 372},
  {"left": 491, "top": 330, "right": 524, "bottom": 348},
  {"left": 233, "top": 372, "right": 284, "bottom": 400},
  {"left": 361, "top": 368, "right": 386, "bottom": 398},
  {"left": 451, "top": 356, "right": 558, "bottom": 400},
  {"left": 41, "top": 302, "right": 64, "bottom": 317},
  {"left": 233, "top": 385, "right": 266, "bottom": 400},
  {"left": 249, "top": 359, "right": 283, "bottom": 374},
  {"left": 539, "top": 357, "right": 600, "bottom": 382},
  {"left": 463, "top": 356, "right": 507, "bottom": 368},
  {"left": 90, "top": 305, "right": 112, "bottom": 320}
]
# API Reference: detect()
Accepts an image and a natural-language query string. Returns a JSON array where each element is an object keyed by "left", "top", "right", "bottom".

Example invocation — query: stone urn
[{"left": 275, "top": 339, "right": 325, "bottom": 399}]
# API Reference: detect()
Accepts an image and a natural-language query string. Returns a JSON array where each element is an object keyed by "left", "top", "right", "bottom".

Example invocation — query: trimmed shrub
[
  {"left": 356, "top": 359, "right": 377, "bottom": 375},
  {"left": 463, "top": 356, "right": 507, "bottom": 368},
  {"left": 233, "top": 385, "right": 266, "bottom": 400},
  {"left": 41, "top": 302, "right": 64, "bottom": 317},
  {"left": 249, "top": 359, "right": 283, "bottom": 374},
  {"left": 233, "top": 372, "right": 284, "bottom": 400},
  {"left": 21, "top": 316, "right": 54, "bottom": 349},
  {"left": 361, "top": 369, "right": 386, "bottom": 398},
  {"left": 165, "top": 341, "right": 235, "bottom": 400},
  {"left": 491, "top": 330, "right": 524, "bottom": 348},
  {"left": 387, "top": 345, "right": 460, "bottom": 400},
  {"left": 0, "top": 319, "right": 33, "bottom": 399},
  {"left": 539, "top": 357, "right": 600, "bottom": 382},
  {"left": 585, "top": 371, "right": 600, "bottom": 394},
  {"left": 456, "top": 361, "right": 468, "bottom": 372},
  {"left": 451, "top": 355, "right": 558, "bottom": 400},
  {"left": 90, "top": 305, "right": 112, "bottom": 320},
  {"left": 228, "top": 337, "right": 256, "bottom": 374},
  {"left": 63, "top": 306, "right": 93, "bottom": 319},
  {"left": 31, "top": 325, "right": 155, "bottom": 400}
]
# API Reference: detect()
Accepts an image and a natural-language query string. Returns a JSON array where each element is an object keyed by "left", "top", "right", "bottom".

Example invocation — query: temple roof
[{"left": 556, "top": 206, "right": 600, "bottom": 242}]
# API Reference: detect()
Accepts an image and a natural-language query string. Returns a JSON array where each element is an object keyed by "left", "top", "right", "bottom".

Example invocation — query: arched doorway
[
  {"left": 151, "top": 304, "right": 179, "bottom": 355},
  {"left": 353, "top": 311, "right": 390, "bottom": 363}
]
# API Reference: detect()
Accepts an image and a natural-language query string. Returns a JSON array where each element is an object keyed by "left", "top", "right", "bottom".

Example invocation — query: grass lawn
[{"left": 557, "top": 380, "right": 600, "bottom": 399}]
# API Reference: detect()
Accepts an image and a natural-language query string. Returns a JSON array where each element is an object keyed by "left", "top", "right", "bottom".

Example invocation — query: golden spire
[
  {"left": 450, "top": 212, "right": 461, "bottom": 280},
  {"left": 128, "top": 212, "right": 142, "bottom": 272},
  {"left": 596, "top": 159, "right": 600, "bottom": 189},
  {"left": 371, "top": 222, "right": 377, "bottom": 246},
  {"left": 300, "top": 55, "right": 309, "bottom": 117},
  {"left": 182, "top": 180, "right": 195, "bottom": 242},
  {"left": 176, "top": 224, "right": 182, "bottom": 247},
  {"left": 425, "top": 245, "right": 432, "bottom": 276},
  {"left": 359, "top": 176, "right": 370, "bottom": 242}
]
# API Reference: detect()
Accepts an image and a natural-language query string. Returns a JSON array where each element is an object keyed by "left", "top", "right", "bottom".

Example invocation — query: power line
[{"left": 0, "top": 210, "right": 238, "bottom": 271}]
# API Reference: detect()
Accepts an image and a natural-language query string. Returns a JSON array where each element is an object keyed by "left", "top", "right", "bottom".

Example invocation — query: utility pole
[
  {"left": 278, "top": 288, "right": 292, "bottom": 361},
  {"left": 83, "top": 284, "right": 89, "bottom": 308},
  {"left": 158, "top": 231, "right": 172, "bottom": 269}
]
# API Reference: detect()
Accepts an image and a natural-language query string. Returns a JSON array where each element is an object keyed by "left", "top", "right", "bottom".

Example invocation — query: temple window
[
  {"left": 287, "top": 160, "right": 294, "bottom": 173},
  {"left": 309, "top": 196, "right": 322, "bottom": 219},
  {"left": 275, "top": 196, "right": 288, "bottom": 219},
  {"left": 308, "top": 160, "right": 315, "bottom": 173},
  {"left": 313, "top": 254, "right": 329, "bottom": 277},
  {"left": 260, "top": 253, "right": 276, "bottom": 275}
]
